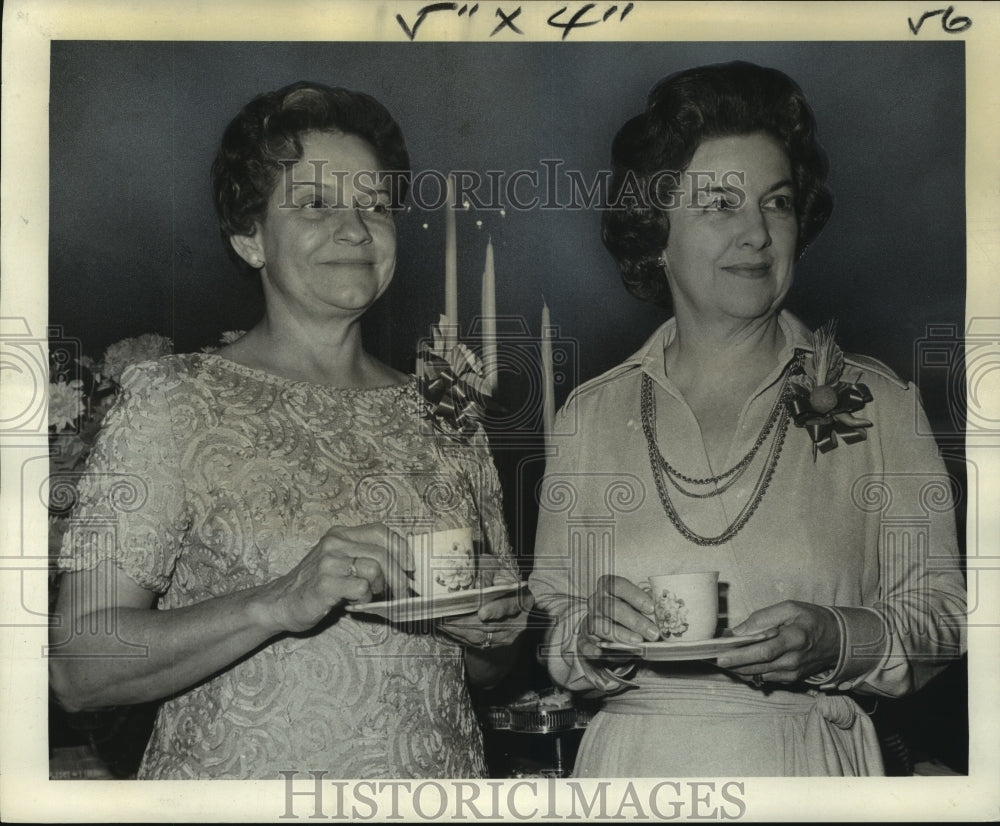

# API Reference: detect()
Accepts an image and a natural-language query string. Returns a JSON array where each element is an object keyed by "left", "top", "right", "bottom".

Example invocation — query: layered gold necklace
[{"left": 640, "top": 356, "right": 799, "bottom": 546}]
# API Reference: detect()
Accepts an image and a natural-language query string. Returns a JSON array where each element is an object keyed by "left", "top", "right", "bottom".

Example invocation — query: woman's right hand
[
  {"left": 577, "top": 574, "right": 660, "bottom": 659},
  {"left": 259, "top": 524, "right": 413, "bottom": 633},
  {"left": 50, "top": 524, "right": 413, "bottom": 712}
]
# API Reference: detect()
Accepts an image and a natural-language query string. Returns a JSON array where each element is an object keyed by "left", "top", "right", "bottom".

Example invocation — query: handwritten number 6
[
  {"left": 909, "top": 6, "right": 972, "bottom": 35},
  {"left": 942, "top": 9, "right": 972, "bottom": 32}
]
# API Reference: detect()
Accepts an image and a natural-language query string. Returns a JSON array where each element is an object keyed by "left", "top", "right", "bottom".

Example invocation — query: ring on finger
[
  {"left": 480, "top": 631, "right": 494, "bottom": 649},
  {"left": 751, "top": 673, "right": 765, "bottom": 689},
  {"left": 348, "top": 558, "right": 358, "bottom": 579}
]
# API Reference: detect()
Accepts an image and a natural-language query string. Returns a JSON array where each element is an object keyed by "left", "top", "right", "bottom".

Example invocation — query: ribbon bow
[
  {"left": 417, "top": 315, "right": 497, "bottom": 440},
  {"left": 788, "top": 380, "right": 874, "bottom": 457},
  {"left": 786, "top": 321, "right": 874, "bottom": 459}
]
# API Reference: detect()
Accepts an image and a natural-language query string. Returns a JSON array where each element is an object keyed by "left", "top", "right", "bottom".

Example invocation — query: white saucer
[
  {"left": 345, "top": 581, "right": 527, "bottom": 622},
  {"left": 597, "top": 631, "right": 771, "bottom": 662}
]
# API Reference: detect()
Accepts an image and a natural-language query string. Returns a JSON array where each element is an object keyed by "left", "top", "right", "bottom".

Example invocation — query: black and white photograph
[{"left": 1, "top": 1, "right": 997, "bottom": 821}]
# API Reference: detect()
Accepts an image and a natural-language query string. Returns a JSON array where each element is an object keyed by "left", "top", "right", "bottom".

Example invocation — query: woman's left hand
[
  {"left": 436, "top": 561, "right": 534, "bottom": 650},
  {"left": 714, "top": 600, "right": 840, "bottom": 685}
]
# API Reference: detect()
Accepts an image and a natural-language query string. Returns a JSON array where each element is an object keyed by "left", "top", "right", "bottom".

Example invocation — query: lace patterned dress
[{"left": 57, "top": 353, "right": 515, "bottom": 779}]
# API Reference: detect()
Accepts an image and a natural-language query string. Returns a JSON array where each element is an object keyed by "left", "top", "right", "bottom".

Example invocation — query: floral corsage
[
  {"left": 787, "top": 320, "right": 874, "bottom": 459},
  {"left": 417, "top": 315, "right": 497, "bottom": 440}
]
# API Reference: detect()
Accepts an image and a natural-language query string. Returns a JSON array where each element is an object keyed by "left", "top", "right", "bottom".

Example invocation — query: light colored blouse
[
  {"left": 58, "top": 353, "right": 515, "bottom": 779},
  {"left": 529, "top": 312, "right": 966, "bottom": 776}
]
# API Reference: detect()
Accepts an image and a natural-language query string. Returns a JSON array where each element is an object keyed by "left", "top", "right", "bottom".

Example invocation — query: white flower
[
  {"left": 202, "top": 330, "right": 247, "bottom": 353},
  {"left": 101, "top": 334, "right": 173, "bottom": 383},
  {"left": 48, "top": 379, "right": 84, "bottom": 431},
  {"left": 432, "top": 539, "right": 476, "bottom": 592}
]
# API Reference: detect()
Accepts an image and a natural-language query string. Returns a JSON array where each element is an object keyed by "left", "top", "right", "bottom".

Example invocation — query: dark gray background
[
  {"left": 49, "top": 41, "right": 965, "bottom": 402},
  {"left": 48, "top": 40, "right": 968, "bottom": 773}
]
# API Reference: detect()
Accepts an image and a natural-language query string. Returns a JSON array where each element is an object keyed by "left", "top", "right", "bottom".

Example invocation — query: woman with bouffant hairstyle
[
  {"left": 602, "top": 62, "right": 833, "bottom": 308},
  {"left": 531, "top": 62, "right": 965, "bottom": 776}
]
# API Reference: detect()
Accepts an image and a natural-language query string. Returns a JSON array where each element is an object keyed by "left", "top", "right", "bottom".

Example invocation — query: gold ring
[
  {"left": 481, "top": 631, "right": 494, "bottom": 649},
  {"left": 348, "top": 559, "right": 358, "bottom": 578}
]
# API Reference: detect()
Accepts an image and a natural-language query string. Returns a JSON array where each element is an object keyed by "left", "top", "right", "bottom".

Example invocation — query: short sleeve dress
[{"left": 57, "top": 353, "right": 515, "bottom": 779}]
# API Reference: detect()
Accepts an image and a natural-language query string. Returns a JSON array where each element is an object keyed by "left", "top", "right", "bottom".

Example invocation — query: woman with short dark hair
[{"left": 51, "top": 81, "right": 530, "bottom": 779}]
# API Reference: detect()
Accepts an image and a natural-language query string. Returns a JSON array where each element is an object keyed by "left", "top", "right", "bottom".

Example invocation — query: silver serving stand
[{"left": 486, "top": 704, "right": 591, "bottom": 777}]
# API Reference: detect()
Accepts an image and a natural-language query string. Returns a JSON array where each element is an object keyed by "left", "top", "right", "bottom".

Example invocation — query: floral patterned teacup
[
  {"left": 645, "top": 572, "right": 719, "bottom": 641},
  {"left": 407, "top": 527, "right": 477, "bottom": 598}
]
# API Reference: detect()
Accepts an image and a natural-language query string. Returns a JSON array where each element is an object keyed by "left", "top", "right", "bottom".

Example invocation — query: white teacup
[
  {"left": 407, "top": 527, "right": 476, "bottom": 598},
  {"left": 646, "top": 571, "right": 720, "bottom": 641}
]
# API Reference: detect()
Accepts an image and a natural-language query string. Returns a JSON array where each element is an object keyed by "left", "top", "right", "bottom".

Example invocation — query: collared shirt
[{"left": 529, "top": 311, "right": 966, "bottom": 696}]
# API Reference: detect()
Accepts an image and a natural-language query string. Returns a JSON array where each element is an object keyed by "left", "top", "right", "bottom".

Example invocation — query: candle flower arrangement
[
  {"left": 417, "top": 315, "right": 494, "bottom": 440},
  {"left": 428, "top": 185, "right": 557, "bottom": 443}
]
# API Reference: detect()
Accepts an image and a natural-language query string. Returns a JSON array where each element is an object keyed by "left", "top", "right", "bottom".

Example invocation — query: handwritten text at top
[{"left": 395, "top": 3, "right": 635, "bottom": 41}]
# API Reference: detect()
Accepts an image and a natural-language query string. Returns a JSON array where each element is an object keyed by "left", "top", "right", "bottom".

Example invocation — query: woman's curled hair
[
  {"left": 601, "top": 61, "right": 833, "bottom": 308},
  {"left": 211, "top": 81, "right": 411, "bottom": 274}
]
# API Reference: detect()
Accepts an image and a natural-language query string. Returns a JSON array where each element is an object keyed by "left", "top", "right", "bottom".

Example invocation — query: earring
[{"left": 655, "top": 255, "right": 666, "bottom": 268}]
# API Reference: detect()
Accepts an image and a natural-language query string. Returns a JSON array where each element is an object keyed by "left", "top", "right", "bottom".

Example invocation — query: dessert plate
[
  {"left": 346, "top": 581, "right": 527, "bottom": 623},
  {"left": 596, "top": 631, "right": 772, "bottom": 662}
]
